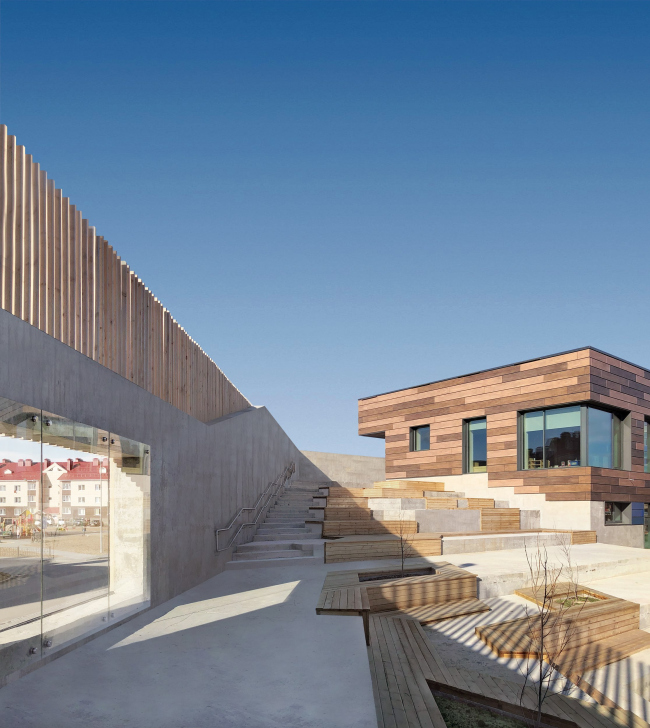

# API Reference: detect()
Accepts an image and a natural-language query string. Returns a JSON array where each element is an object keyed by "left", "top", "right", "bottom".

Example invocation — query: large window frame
[{"left": 518, "top": 404, "right": 625, "bottom": 471}]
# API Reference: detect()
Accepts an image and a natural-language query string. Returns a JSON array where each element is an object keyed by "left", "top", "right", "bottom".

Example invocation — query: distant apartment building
[
  {"left": 0, "top": 458, "right": 109, "bottom": 523},
  {"left": 359, "top": 347, "right": 650, "bottom": 549}
]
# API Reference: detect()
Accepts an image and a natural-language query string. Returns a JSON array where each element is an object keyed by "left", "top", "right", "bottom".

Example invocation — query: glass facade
[
  {"left": 410, "top": 425, "right": 430, "bottom": 452},
  {"left": 521, "top": 405, "right": 623, "bottom": 470},
  {"left": 466, "top": 418, "right": 487, "bottom": 473},
  {"left": 645, "top": 421, "right": 650, "bottom": 473},
  {"left": 0, "top": 396, "right": 150, "bottom": 681}
]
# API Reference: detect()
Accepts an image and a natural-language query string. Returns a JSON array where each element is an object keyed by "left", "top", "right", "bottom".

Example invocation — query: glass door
[{"left": 40, "top": 412, "right": 110, "bottom": 656}]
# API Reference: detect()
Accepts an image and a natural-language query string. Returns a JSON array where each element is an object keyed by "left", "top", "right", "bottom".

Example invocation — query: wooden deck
[{"left": 368, "top": 614, "right": 650, "bottom": 728}]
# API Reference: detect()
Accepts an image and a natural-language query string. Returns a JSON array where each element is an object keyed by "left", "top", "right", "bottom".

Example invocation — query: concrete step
[
  {"left": 257, "top": 527, "right": 310, "bottom": 535},
  {"left": 267, "top": 511, "right": 310, "bottom": 517},
  {"left": 258, "top": 521, "right": 306, "bottom": 529},
  {"left": 238, "top": 541, "right": 302, "bottom": 552},
  {"left": 254, "top": 532, "right": 316, "bottom": 542},
  {"left": 233, "top": 549, "right": 307, "bottom": 561}
]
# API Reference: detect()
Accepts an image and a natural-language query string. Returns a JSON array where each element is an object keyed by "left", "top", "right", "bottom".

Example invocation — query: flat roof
[{"left": 359, "top": 346, "right": 650, "bottom": 401}]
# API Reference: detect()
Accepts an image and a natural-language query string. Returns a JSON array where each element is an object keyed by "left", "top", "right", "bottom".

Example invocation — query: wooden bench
[
  {"left": 369, "top": 615, "right": 448, "bottom": 727},
  {"left": 322, "top": 520, "right": 418, "bottom": 537}
]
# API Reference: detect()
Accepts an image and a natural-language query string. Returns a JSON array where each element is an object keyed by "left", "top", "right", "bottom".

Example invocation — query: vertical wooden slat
[
  {"left": 30, "top": 160, "right": 40, "bottom": 327},
  {"left": 38, "top": 169, "right": 47, "bottom": 328},
  {"left": 46, "top": 178, "right": 55, "bottom": 335},
  {"left": 3, "top": 134, "right": 16, "bottom": 313},
  {"left": 1, "top": 125, "right": 252, "bottom": 423},
  {"left": 0, "top": 126, "right": 8, "bottom": 312},
  {"left": 23, "top": 153, "right": 33, "bottom": 322},
  {"left": 53, "top": 187, "right": 62, "bottom": 339},
  {"left": 60, "top": 197, "right": 69, "bottom": 344}
]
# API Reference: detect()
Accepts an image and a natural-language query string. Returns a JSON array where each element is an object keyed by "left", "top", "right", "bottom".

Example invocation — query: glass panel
[
  {"left": 413, "top": 426, "right": 429, "bottom": 452},
  {"left": 468, "top": 419, "right": 487, "bottom": 473},
  {"left": 545, "top": 406, "right": 581, "bottom": 468},
  {"left": 523, "top": 411, "right": 544, "bottom": 469},
  {"left": 587, "top": 408, "right": 613, "bottom": 468},
  {"left": 612, "top": 414, "right": 621, "bottom": 470},
  {"left": 645, "top": 422, "right": 650, "bottom": 474},
  {"left": 0, "top": 398, "right": 43, "bottom": 678},
  {"left": 645, "top": 504, "right": 650, "bottom": 549},
  {"left": 109, "top": 435, "right": 150, "bottom": 621},
  {"left": 40, "top": 412, "right": 110, "bottom": 657}
]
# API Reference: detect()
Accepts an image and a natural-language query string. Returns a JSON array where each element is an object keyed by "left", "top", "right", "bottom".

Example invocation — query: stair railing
[{"left": 215, "top": 461, "right": 296, "bottom": 552}]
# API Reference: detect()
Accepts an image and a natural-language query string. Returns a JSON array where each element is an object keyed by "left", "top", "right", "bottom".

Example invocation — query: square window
[
  {"left": 78, "top": 508, "right": 85, "bottom": 516},
  {"left": 605, "top": 502, "right": 630, "bottom": 525},
  {"left": 95, "top": 484, "right": 101, "bottom": 491},
  {"left": 0, "top": 498, "right": 5, "bottom": 504},
  {"left": 63, "top": 507, "right": 71, "bottom": 515},
  {"left": 94, "top": 508, "right": 101, "bottom": 515},
  {"left": 409, "top": 425, "right": 430, "bottom": 452},
  {"left": 78, "top": 484, "right": 85, "bottom": 491},
  {"left": 0, "top": 509, "right": 5, "bottom": 515},
  {"left": 63, "top": 495, "right": 71, "bottom": 502},
  {"left": 14, "top": 497, "right": 21, "bottom": 504},
  {"left": 95, "top": 497, "right": 101, "bottom": 504},
  {"left": 13, "top": 508, "right": 21, "bottom": 515},
  {"left": 78, "top": 497, "right": 85, "bottom": 503}
]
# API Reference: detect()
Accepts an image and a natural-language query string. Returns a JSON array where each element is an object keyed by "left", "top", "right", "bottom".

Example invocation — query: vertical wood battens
[{"left": 0, "top": 125, "right": 250, "bottom": 421}]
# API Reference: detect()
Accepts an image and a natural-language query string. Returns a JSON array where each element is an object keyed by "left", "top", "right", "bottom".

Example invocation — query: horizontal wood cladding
[
  {"left": 360, "top": 348, "right": 650, "bottom": 502},
  {"left": 0, "top": 126, "right": 250, "bottom": 422}
]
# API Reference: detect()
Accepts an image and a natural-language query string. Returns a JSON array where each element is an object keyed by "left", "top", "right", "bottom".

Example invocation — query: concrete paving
[{"left": 0, "top": 560, "right": 377, "bottom": 728}]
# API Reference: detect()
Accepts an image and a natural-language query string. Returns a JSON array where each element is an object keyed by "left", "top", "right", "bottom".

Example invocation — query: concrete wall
[
  {"left": 299, "top": 450, "right": 385, "bottom": 485},
  {"left": 0, "top": 308, "right": 309, "bottom": 606}
]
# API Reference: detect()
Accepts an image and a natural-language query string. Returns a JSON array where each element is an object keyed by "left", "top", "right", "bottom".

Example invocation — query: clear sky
[{"left": 2, "top": 2, "right": 649, "bottom": 457}]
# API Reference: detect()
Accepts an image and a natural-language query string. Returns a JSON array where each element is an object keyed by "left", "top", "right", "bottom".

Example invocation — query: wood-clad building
[{"left": 359, "top": 348, "right": 650, "bottom": 547}]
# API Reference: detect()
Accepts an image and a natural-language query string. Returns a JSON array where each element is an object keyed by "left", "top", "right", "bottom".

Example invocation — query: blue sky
[{"left": 2, "top": 2, "right": 649, "bottom": 456}]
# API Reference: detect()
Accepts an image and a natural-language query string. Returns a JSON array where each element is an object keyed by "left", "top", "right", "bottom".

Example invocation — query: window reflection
[
  {"left": 467, "top": 418, "right": 487, "bottom": 473},
  {"left": 0, "top": 397, "right": 150, "bottom": 681}
]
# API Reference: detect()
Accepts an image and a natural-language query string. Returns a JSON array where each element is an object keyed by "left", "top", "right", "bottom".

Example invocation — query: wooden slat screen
[{"left": 0, "top": 126, "right": 251, "bottom": 422}]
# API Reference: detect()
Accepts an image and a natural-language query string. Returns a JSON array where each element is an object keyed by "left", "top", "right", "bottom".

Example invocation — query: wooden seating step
[
  {"left": 479, "top": 508, "right": 521, "bottom": 531},
  {"left": 323, "top": 507, "right": 372, "bottom": 520},
  {"left": 373, "top": 480, "right": 446, "bottom": 492},
  {"left": 380, "top": 598, "right": 491, "bottom": 624},
  {"left": 322, "top": 520, "right": 418, "bottom": 537},
  {"left": 324, "top": 534, "right": 442, "bottom": 563},
  {"left": 368, "top": 615, "right": 447, "bottom": 727}
]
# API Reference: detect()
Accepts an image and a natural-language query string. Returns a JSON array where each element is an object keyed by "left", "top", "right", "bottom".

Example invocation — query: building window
[
  {"left": 0, "top": 485, "right": 4, "bottom": 491},
  {"left": 28, "top": 496, "right": 36, "bottom": 503},
  {"left": 95, "top": 484, "right": 101, "bottom": 491},
  {"left": 94, "top": 508, "right": 101, "bottom": 515},
  {"left": 77, "top": 508, "right": 85, "bottom": 516},
  {"left": 13, "top": 508, "right": 21, "bottom": 515},
  {"left": 521, "top": 405, "right": 624, "bottom": 470},
  {"left": 645, "top": 421, "right": 650, "bottom": 473},
  {"left": 0, "top": 498, "right": 5, "bottom": 504},
  {"left": 13, "top": 485, "right": 21, "bottom": 492},
  {"left": 63, "top": 507, "right": 71, "bottom": 515},
  {"left": 409, "top": 425, "right": 430, "bottom": 452},
  {"left": 78, "top": 497, "right": 85, "bottom": 503},
  {"left": 28, "top": 482, "right": 37, "bottom": 490},
  {"left": 95, "top": 497, "right": 101, "bottom": 504},
  {"left": 464, "top": 418, "right": 487, "bottom": 473},
  {"left": 63, "top": 495, "right": 71, "bottom": 502},
  {"left": 605, "top": 502, "right": 630, "bottom": 525},
  {"left": 78, "top": 484, "right": 85, "bottom": 491},
  {"left": 0, "top": 509, "right": 5, "bottom": 515},
  {"left": 14, "top": 497, "right": 21, "bottom": 504}
]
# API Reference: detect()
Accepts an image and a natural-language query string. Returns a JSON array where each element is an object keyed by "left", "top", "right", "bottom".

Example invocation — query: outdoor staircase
[{"left": 231, "top": 480, "right": 324, "bottom": 563}]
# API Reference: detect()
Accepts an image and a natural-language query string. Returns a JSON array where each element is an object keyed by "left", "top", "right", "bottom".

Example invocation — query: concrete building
[
  {"left": 359, "top": 347, "right": 650, "bottom": 549},
  {"left": 0, "top": 125, "right": 376, "bottom": 685}
]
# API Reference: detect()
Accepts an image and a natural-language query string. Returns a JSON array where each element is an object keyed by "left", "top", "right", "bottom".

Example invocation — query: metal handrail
[{"left": 215, "top": 461, "right": 295, "bottom": 552}]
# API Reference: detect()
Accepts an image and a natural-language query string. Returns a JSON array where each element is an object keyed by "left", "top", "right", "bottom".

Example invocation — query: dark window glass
[
  {"left": 587, "top": 407, "right": 613, "bottom": 468},
  {"left": 645, "top": 422, "right": 650, "bottom": 474},
  {"left": 410, "top": 425, "right": 430, "bottom": 452},
  {"left": 467, "top": 419, "right": 487, "bottom": 473}
]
